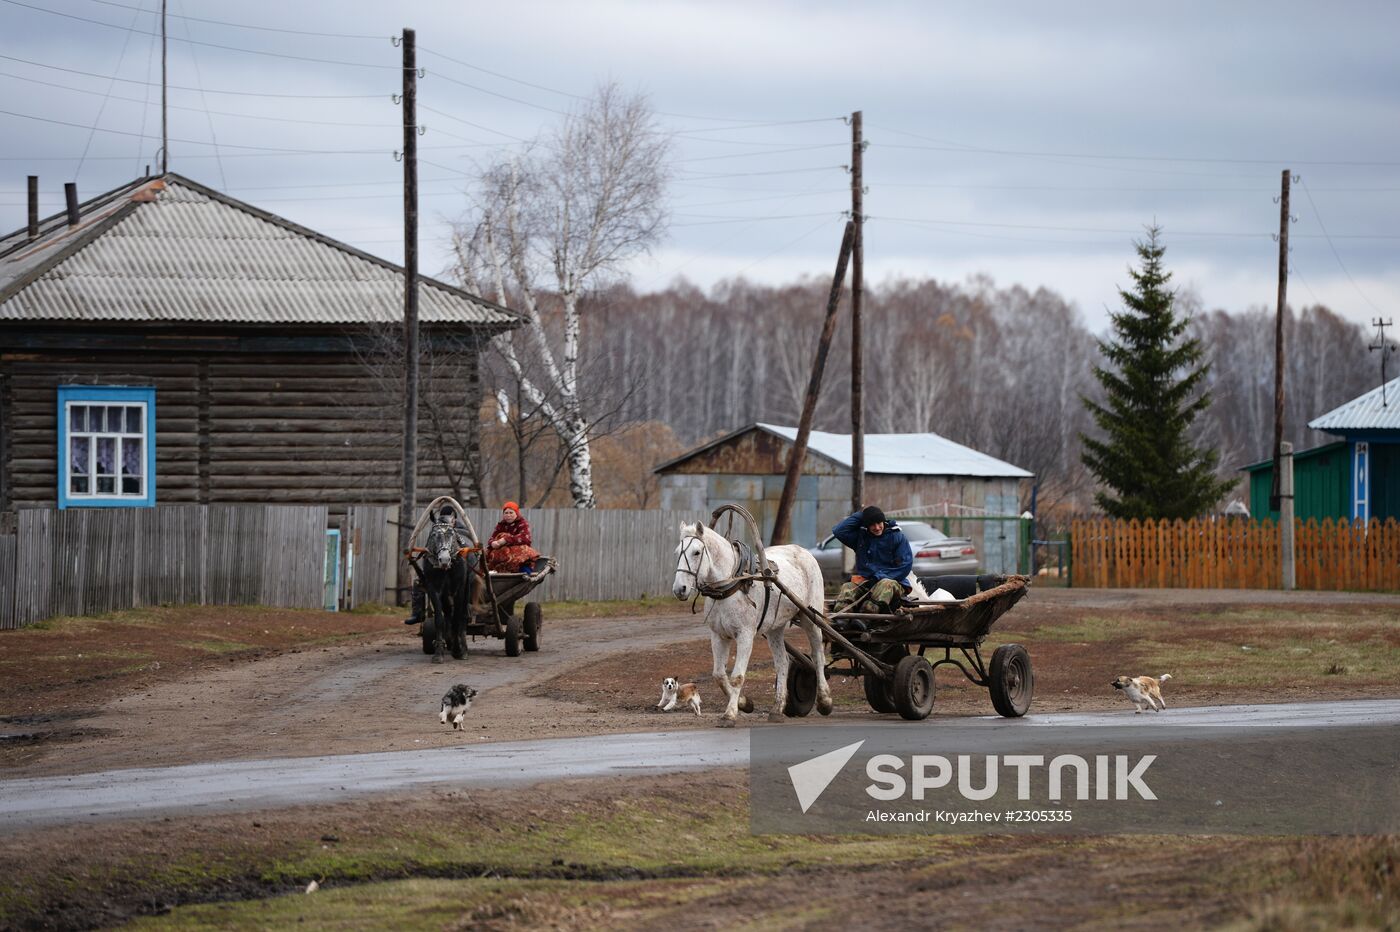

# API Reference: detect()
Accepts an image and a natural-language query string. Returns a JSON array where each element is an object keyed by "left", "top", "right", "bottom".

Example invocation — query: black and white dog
[{"left": 439, "top": 683, "right": 479, "bottom": 729}]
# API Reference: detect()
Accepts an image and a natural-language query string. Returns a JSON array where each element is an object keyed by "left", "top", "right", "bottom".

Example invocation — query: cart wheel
[
  {"left": 784, "top": 663, "right": 817, "bottom": 717},
  {"left": 523, "top": 602, "right": 542, "bottom": 652},
  {"left": 989, "top": 644, "right": 1033, "bottom": 717},
  {"left": 504, "top": 613, "right": 522, "bottom": 657},
  {"left": 862, "top": 645, "right": 904, "bottom": 714},
  {"left": 420, "top": 617, "right": 438, "bottom": 655},
  {"left": 892, "top": 655, "right": 935, "bottom": 721}
]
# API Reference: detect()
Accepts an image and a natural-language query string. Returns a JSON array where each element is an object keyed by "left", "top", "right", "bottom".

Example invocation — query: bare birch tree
[{"left": 454, "top": 83, "right": 670, "bottom": 508}]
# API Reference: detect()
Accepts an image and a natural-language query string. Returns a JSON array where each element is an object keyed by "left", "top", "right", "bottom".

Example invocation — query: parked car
[{"left": 808, "top": 520, "right": 979, "bottom": 585}]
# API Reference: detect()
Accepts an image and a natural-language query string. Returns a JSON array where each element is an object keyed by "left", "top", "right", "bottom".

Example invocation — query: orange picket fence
[{"left": 1069, "top": 517, "right": 1400, "bottom": 591}]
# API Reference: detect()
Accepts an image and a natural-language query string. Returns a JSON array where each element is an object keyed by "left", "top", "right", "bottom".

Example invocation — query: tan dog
[
  {"left": 1111, "top": 674, "right": 1172, "bottom": 713},
  {"left": 658, "top": 677, "right": 702, "bottom": 716}
]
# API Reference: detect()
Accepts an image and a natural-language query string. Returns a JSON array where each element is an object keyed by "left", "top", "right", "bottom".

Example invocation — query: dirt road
[
  {"left": 5, "top": 698, "right": 1398, "bottom": 831},
  {"left": 5, "top": 586, "right": 1399, "bottom": 782},
  {"left": 2, "top": 611, "right": 703, "bottom": 777}
]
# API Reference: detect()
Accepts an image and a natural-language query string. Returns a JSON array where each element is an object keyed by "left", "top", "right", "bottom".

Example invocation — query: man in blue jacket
[{"left": 831, "top": 505, "right": 913, "bottom": 614}]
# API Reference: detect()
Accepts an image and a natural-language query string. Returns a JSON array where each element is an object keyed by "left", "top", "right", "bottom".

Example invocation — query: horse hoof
[
  {"left": 817, "top": 697, "right": 834, "bottom": 716},
  {"left": 767, "top": 710, "right": 786, "bottom": 724},
  {"left": 738, "top": 697, "right": 755, "bottom": 714},
  {"left": 717, "top": 717, "right": 737, "bottom": 728},
  {"left": 431, "top": 653, "right": 444, "bottom": 665}
]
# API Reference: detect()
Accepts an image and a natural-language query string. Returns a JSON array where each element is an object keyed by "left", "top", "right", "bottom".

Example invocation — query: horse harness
[{"left": 678, "top": 533, "right": 776, "bottom": 632}]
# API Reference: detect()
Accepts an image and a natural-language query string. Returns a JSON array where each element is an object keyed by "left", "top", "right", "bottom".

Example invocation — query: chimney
[
  {"left": 26, "top": 175, "right": 38, "bottom": 238},
  {"left": 64, "top": 182, "right": 79, "bottom": 227}
]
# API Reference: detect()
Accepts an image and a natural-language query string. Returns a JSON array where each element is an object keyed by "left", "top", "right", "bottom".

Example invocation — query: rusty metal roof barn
[
  {"left": 1309, "top": 377, "right": 1400, "bottom": 432},
  {"left": 0, "top": 173, "right": 518, "bottom": 329}
]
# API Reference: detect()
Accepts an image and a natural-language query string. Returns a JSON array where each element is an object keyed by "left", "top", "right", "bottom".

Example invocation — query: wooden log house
[{"left": 0, "top": 174, "right": 519, "bottom": 519}]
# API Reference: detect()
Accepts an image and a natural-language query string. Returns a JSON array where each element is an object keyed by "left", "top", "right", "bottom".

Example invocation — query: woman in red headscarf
[{"left": 486, "top": 501, "right": 540, "bottom": 573}]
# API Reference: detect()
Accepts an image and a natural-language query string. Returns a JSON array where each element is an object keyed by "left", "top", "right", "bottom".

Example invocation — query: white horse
[{"left": 672, "top": 522, "right": 833, "bottom": 725}]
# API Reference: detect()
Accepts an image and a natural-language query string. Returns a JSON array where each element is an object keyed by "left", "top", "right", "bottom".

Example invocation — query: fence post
[
  {"left": 1280, "top": 442, "right": 1296, "bottom": 590},
  {"left": 1065, "top": 530, "right": 1073, "bottom": 587}
]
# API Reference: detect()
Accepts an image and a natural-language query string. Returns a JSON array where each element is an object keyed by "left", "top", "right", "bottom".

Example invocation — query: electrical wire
[
  {"left": 872, "top": 139, "right": 1400, "bottom": 168},
  {"left": 172, "top": 0, "right": 227, "bottom": 188},
  {"left": 0, "top": 53, "right": 382, "bottom": 98},
  {"left": 1297, "top": 179, "right": 1385, "bottom": 314},
  {"left": 0, "top": 68, "right": 401, "bottom": 126},
  {"left": 77, "top": 0, "right": 383, "bottom": 38},
  {"left": 73, "top": 0, "right": 146, "bottom": 181},
  {"left": 0, "top": 0, "right": 397, "bottom": 70},
  {"left": 675, "top": 143, "right": 845, "bottom": 164}
]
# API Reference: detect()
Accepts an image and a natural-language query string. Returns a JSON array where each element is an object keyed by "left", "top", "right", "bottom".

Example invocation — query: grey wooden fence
[
  {"left": 339, "top": 506, "right": 707, "bottom": 607},
  {"left": 0, "top": 504, "right": 713, "bottom": 629},
  {"left": 0, "top": 505, "right": 327, "bottom": 629}
]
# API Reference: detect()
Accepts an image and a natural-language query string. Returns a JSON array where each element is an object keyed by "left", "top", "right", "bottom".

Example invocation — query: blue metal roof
[{"left": 1309, "top": 378, "right": 1400, "bottom": 433}]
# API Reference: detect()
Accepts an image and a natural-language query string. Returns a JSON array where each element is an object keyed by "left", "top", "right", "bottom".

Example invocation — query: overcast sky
[{"left": 3, "top": 0, "right": 1397, "bottom": 331}]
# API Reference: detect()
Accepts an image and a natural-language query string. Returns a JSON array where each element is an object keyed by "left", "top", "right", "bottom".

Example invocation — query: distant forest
[{"left": 475, "top": 274, "right": 1380, "bottom": 518}]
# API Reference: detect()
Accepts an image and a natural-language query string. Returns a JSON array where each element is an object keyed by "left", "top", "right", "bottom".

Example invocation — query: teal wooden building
[{"left": 1244, "top": 377, "right": 1400, "bottom": 522}]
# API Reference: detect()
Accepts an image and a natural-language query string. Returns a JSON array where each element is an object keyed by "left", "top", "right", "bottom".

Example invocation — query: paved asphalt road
[{"left": 3, "top": 699, "right": 1399, "bottom": 831}]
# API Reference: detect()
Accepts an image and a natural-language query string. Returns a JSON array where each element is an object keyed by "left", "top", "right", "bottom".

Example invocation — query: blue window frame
[{"left": 57, "top": 385, "right": 156, "bottom": 508}]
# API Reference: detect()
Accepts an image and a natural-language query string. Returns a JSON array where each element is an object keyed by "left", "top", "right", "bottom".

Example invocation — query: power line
[
  {"left": 172, "top": 0, "right": 227, "bottom": 189},
  {"left": 73, "top": 0, "right": 147, "bottom": 181},
  {"left": 671, "top": 212, "right": 839, "bottom": 226},
  {"left": 418, "top": 104, "right": 529, "bottom": 142},
  {"left": 676, "top": 165, "right": 846, "bottom": 180},
  {"left": 426, "top": 69, "right": 572, "bottom": 117},
  {"left": 0, "top": 0, "right": 397, "bottom": 70},
  {"left": 1297, "top": 178, "right": 1385, "bottom": 315},
  {"left": 77, "top": 0, "right": 382, "bottom": 38},
  {"left": 0, "top": 105, "right": 392, "bottom": 151},
  {"left": 873, "top": 213, "right": 1400, "bottom": 241},
  {"left": 872, "top": 139, "right": 1400, "bottom": 168},
  {"left": 675, "top": 143, "right": 845, "bottom": 164},
  {"left": 0, "top": 68, "right": 401, "bottom": 127},
  {"left": 0, "top": 52, "right": 382, "bottom": 98}
]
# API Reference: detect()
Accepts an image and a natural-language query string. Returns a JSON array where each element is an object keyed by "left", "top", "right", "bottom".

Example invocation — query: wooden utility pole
[
  {"left": 159, "top": 0, "right": 167, "bottom": 173},
  {"left": 397, "top": 27, "right": 420, "bottom": 596},
  {"left": 771, "top": 221, "right": 856, "bottom": 545},
  {"left": 1269, "top": 169, "right": 1290, "bottom": 511},
  {"left": 849, "top": 110, "right": 865, "bottom": 513},
  {"left": 1371, "top": 318, "right": 1395, "bottom": 406}
]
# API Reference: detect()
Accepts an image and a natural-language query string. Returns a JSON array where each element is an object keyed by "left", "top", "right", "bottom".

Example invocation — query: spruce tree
[{"left": 1081, "top": 227, "right": 1234, "bottom": 520}]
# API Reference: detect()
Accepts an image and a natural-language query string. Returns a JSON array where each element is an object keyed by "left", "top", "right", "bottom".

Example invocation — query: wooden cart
[{"left": 705, "top": 503, "right": 1034, "bottom": 722}]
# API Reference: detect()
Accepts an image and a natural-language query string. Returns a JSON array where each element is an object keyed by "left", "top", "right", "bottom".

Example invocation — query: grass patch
[
  {"left": 543, "top": 596, "right": 691, "bottom": 618},
  {"left": 2, "top": 788, "right": 959, "bottom": 930},
  {"left": 176, "top": 639, "right": 254, "bottom": 655},
  {"left": 1029, "top": 614, "right": 1167, "bottom": 643}
]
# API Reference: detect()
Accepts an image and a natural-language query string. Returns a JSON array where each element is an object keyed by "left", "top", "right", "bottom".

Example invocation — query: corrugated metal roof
[
  {"left": 0, "top": 174, "right": 518, "bottom": 328},
  {"left": 1308, "top": 378, "right": 1400, "bottom": 432},
  {"left": 758, "top": 423, "right": 1034, "bottom": 478}
]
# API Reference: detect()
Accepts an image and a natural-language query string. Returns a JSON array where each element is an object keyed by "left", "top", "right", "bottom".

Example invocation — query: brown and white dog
[
  {"left": 1111, "top": 674, "right": 1172, "bottom": 713},
  {"left": 657, "top": 677, "right": 702, "bottom": 716}
]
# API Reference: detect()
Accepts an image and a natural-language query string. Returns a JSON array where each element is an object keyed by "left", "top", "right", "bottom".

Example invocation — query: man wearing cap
[{"left": 830, "top": 505, "right": 914, "bottom": 614}]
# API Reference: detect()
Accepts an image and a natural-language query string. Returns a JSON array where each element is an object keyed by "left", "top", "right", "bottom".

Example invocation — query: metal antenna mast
[
  {"left": 160, "top": 0, "right": 167, "bottom": 173},
  {"left": 1371, "top": 317, "right": 1396, "bottom": 406}
]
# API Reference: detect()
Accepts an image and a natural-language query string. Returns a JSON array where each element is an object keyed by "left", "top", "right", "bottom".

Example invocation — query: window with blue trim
[{"left": 57, "top": 386, "right": 156, "bottom": 508}]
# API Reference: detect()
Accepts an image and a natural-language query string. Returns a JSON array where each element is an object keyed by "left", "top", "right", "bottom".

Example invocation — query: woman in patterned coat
[{"left": 486, "top": 501, "right": 540, "bottom": 573}]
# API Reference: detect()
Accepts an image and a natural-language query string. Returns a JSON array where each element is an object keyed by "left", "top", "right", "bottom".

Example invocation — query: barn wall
[{"left": 0, "top": 327, "right": 486, "bottom": 519}]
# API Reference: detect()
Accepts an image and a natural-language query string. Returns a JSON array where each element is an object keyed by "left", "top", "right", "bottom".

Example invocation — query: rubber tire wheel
[
  {"left": 892, "top": 654, "right": 935, "bottom": 721},
  {"left": 862, "top": 645, "right": 905, "bottom": 714},
  {"left": 784, "top": 663, "right": 818, "bottom": 717},
  {"left": 523, "top": 602, "right": 542, "bottom": 652},
  {"left": 989, "top": 643, "right": 1033, "bottom": 718},
  {"left": 504, "top": 614, "right": 523, "bottom": 657},
  {"left": 420, "top": 617, "right": 438, "bottom": 655}
]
